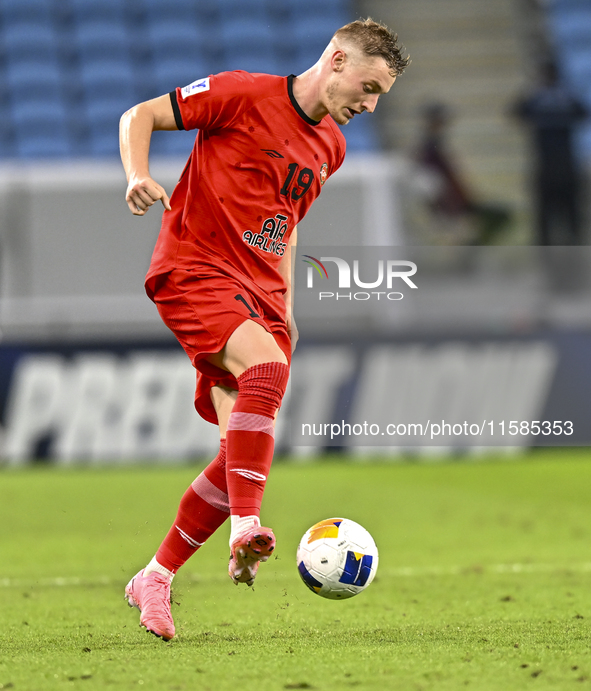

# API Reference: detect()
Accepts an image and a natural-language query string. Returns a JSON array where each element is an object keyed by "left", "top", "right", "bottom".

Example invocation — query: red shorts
[{"left": 149, "top": 268, "right": 291, "bottom": 424}]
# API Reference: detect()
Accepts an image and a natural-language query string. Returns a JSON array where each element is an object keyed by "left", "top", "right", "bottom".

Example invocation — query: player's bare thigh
[
  {"left": 210, "top": 385, "right": 238, "bottom": 437},
  {"left": 206, "top": 318, "right": 288, "bottom": 379}
]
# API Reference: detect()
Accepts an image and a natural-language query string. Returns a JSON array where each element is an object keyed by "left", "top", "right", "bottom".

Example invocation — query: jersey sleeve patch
[{"left": 180, "top": 77, "right": 211, "bottom": 100}]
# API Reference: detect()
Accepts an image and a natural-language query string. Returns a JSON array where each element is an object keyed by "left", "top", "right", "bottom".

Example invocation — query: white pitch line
[{"left": 2, "top": 562, "right": 591, "bottom": 589}]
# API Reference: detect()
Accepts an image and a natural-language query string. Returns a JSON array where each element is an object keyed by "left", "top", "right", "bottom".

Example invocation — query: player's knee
[{"left": 235, "top": 361, "right": 290, "bottom": 416}]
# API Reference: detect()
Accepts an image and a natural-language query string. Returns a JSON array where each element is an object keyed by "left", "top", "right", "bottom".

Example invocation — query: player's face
[{"left": 325, "top": 54, "right": 396, "bottom": 125}]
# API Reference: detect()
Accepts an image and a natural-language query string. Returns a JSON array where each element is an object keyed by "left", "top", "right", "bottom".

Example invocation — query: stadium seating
[
  {"left": 219, "top": 18, "right": 277, "bottom": 74},
  {"left": 552, "top": 10, "right": 591, "bottom": 49},
  {"left": 150, "top": 128, "right": 196, "bottom": 158},
  {"left": 290, "top": 16, "right": 345, "bottom": 74},
  {"left": 140, "top": 0, "right": 216, "bottom": 24},
  {"left": 213, "top": 0, "right": 271, "bottom": 21},
  {"left": 546, "top": 0, "right": 591, "bottom": 157},
  {"left": 67, "top": 0, "right": 127, "bottom": 23},
  {"left": 11, "top": 99, "right": 72, "bottom": 157},
  {"left": 154, "top": 56, "right": 210, "bottom": 88},
  {"left": 340, "top": 115, "right": 379, "bottom": 152},
  {"left": 0, "top": 0, "right": 379, "bottom": 158},
  {"left": 147, "top": 20, "right": 213, "bottom": 62},
  {"left": 282, "top": 0, "right": 348, "bottom": 14},
  {"left": 78, "top": 59, "right": 136, "bottom": 104},
  {"left": 3, "top": 22, "right": 60, "bottom": 62},
  {"left": 73, "top": 20, "right": 132, "bottom": 64},
  {"left": 0, "top": 0, "right": 54, "bottom": 24},
  {"left": 147, "top": 20, "right": 217, "bottom": 83},
  {"left": 6, "top": 60, "right": 65, "bottom": 102}
]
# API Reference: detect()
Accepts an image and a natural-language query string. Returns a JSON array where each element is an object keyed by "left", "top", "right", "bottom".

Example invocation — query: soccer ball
[{"left": 296, "top": 517, "right": 379, "bottom": 599}]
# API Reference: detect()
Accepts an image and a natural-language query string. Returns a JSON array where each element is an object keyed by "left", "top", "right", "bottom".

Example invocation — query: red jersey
[{"left": 145, "top": 71, "right": 346, "bottom": 319}]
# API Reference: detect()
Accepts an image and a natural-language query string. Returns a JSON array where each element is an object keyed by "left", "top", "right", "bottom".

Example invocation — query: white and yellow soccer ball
[{"left": 296, "top": 517, "right": 379, "bottom": 599}]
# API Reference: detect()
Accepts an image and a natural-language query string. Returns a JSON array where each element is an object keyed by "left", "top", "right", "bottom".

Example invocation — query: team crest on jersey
[
  {"left": 319, "top": 162, "right": 328, "bottom": 185},
  {"left": 181, "top": 77, "right": 210, "bottom": 100}
]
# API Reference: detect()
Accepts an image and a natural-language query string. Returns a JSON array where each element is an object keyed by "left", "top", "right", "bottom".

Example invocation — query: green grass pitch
[{"left": 1, "top": 449, "right": 591, "bottom": 690}]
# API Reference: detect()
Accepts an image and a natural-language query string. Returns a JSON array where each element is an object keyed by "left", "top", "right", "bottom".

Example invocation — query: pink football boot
[
  {"left": 125, "top": 569, "right": 175, "bottom": 641},
  {"left": 228, "top": 526, "right": 276, "bottom": 586}
]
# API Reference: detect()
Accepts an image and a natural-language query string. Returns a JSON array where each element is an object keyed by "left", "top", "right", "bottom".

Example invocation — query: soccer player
[{"left": 120, "top": 18, "right": 408, "bottom": 641}]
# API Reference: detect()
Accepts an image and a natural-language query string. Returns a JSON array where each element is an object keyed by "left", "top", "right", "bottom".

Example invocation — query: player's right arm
[{"left": 119, "top": 94, "right": 178, "bottom": 216}]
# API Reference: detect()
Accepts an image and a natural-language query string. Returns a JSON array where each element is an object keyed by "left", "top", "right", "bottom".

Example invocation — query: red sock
[
  {"left": 156, "top": 440, "right": 229, "bottom": 573},
  {"left": 225, "top": 362, "right": 290, "bottom": 517}
]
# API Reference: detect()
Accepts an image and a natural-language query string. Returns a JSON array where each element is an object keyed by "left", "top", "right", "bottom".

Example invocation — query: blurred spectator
[
  {"left": 414, "top": 102, "right": 512, "bottom": 245},
  {"left": 512, "top": 60, "right": 588, "bottom": 245}
]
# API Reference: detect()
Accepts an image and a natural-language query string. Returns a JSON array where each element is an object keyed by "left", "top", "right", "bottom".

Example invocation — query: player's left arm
[{"left": 279, "top": 226, "right": 298, "bottom": 353}]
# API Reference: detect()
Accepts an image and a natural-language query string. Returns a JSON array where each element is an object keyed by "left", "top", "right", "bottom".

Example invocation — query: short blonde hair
[{"left": 334, "top": 18, "right": 410, "bottom": 77}]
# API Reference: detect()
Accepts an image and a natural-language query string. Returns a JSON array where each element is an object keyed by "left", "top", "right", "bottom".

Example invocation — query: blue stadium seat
[
  {"left": 290, "top": 17, "right": 342, "bottom": 68},
  {"left": 84, "top": 98, "right": 133, "bottom": 156},
  {"left": 0, "top": 0, "right": 53, "bottom": 24},
  {"left": 547, "top": 0, "right": 591, "bottom": 158},
  {"left": 67, "top": 0, "right": 126, "bottom": 22},
  {"left": 78, "top": 60, "right": 137, "bottom": 103},
  {"left": 86, "top": 131, "right": 119, "bottom": 157},
  {"left": 0, "top": 140, "right": 14, "bottom": 159},
  {"left": 213, "top": 0, "right": 272, "bottom": 22},
  {"left": 73, "top": 20, "right": 132, "bottom": 63},
  {"left": 284, "top": 0, "right": 352, "bottom": 29},
  {"left": 219, "top": 17, "right": 275, "bottom": 49},
  {"left": 0, "top": 116, "right": 15, "bottom": 158},
  {"left": 85, "top": 97, "right": 132, "bottom": 126},
  {"left": 290, "top": 51, "right": 313, "bottom": 76},
  {"left": 140, "top": 0, "right": 209, "bottom": 23},
  {"left": 282, "top": 0, "right": 348, "bottom": 13},
  {"left": 271, "top": 55, "right": 297, "bottom": 77},
  {"left": 76, "top": 60, "right": 136, "bottom": 152},
  {"left": 150, "top": 128, "right": 196, "bottom": 157},
  {"left": 147, "top": 20, "right": 214, "bottom": 63},
  {"left": 220, "top": 53, "right": 282, "bottom": 75},
  {"left": 0, "top": 0, "right": 368, "bottom": 159},
  {"left": 339, "top": 116, "right": 379, "bottom": 152},
  {"left": 551, "top": 10, "right": 591, "bottom": 47},
  {"left": 152, "top": 58, "right": 212, "bottom": 95},
  {"left": 290, "top": 14, "right": 345, "bottom": 47},
  {"left": 560, "top": 40, "right": 591, "bottom": 70},
  {"left": 562, "top": 50, "right": 591, "bottom": 90},
  {"left": 10, "top": 99, "right": 72, "bottom": 157},
  {"left": 548, "top": 0, "right": 590, "bottom": 11},
  {"left": 220, "top": 19, "right": 278, "bottom": 67},
  {"left": 5, "top": 61, "right": 65, "bottom": 102},
  {"left": 2, "top": 22, "right": 61, "bottom": 63},
  {"left": 217, "top": 17, "right": 283, "bottom": 74},
  {"left": 10, "top": 97, "right": 67, "bottom": 123}
]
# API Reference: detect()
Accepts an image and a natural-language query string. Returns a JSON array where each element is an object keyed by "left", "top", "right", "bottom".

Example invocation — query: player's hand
[{"left": 125, "top": 176, "right": 172, "bottom": 216}]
